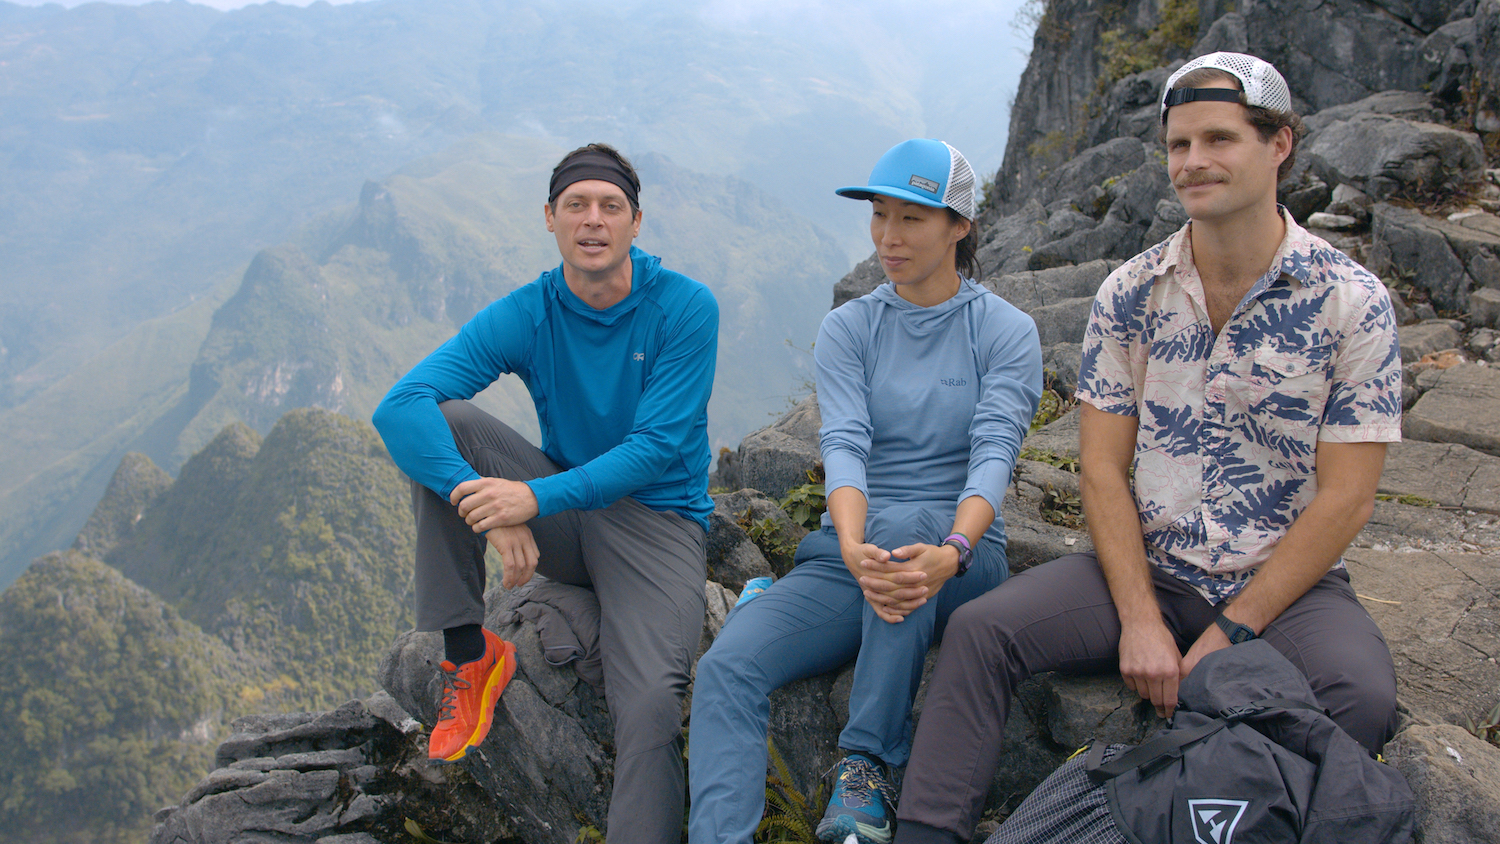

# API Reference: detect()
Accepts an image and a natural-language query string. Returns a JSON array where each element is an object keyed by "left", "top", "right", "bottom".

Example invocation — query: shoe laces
[
  {"left": 434, "top": 661, "right": 473, "bottom": 724},
  {"left": 832, "top": 756, "right": 895, "bottom": 809}
]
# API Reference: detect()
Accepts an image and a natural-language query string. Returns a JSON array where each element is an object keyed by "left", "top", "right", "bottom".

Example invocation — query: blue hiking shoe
[{"left": 816, "top": 752, "right": 896, "bottom": 844}]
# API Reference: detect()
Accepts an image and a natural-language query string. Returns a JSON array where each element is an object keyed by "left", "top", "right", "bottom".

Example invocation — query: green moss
[{"left": 1097, "top": 0, "right": 1200, "bottom": 84}]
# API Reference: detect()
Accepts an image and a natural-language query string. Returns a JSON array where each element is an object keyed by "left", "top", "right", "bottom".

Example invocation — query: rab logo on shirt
[
  {"left": 939, "top": 378, "right": 967, "bottom": 387},
  {"left": 1188, "top": 798, "right": 1248, "bottom": 844}
]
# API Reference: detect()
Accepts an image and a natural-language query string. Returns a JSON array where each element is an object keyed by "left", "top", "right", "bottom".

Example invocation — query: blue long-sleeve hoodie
[
  {"left": 373, "top": 246, "right": 718, "bottom": 529},
  {"left": 815, "top": 278, "right": 1042, "bottom": 547}
]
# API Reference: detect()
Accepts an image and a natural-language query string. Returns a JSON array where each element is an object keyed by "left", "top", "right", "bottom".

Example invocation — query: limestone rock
[
  {"left": 1471, "top": 286, "right": 1500, "bottom": 328},
  {"left": 716, "top": 394, "right": 821, "bottom": 502},
  {"left": 1369, "top": 204, "right": 1500, "bottom": 312},
  {"left": 1305, "top": 113, "right": 1484, "bottom": 203},
  {"left": 1406, "top": 363, "right": 1500, "bottom": 455},
  {"left": 1031, "top": 138, "right": 1147, "bottom": 220},
  {"left": 832, "top": 253, "right": 885, "bottom": 310},
  {"left": 1386, "top": 725, "right": 1500, "bottom": 844},
  {"left": 706, "top": 491, "right": 778, "bottom": 591},
  {"left": 1398, "top": 319, "right": 1464, "bottom": 363},
  {"left": 1022, "top": 406, "right": 1081, "bottom": 463},
  {"left": 976, "top": 199, "right": 1053, "bottom": 277},
  {"left": 985, "top": 260, "right": 1113, "bottom": 313},
  {"left": 1344, "top": 550, "right": 1500, "bottom": 729},
  {"left": 1380, "top": 440, "right": 1500, "bottom": 512},
  {"left": 152, "top": 700, "right": 426, "bottom": 844},
  {"left": 1475, "top": 0, "right": 1500, "bottom": 133}
]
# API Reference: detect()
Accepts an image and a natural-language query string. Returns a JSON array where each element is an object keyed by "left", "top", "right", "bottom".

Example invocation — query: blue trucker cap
[{"left": 836, "top": 138, "right": 977, "bottom": 220}]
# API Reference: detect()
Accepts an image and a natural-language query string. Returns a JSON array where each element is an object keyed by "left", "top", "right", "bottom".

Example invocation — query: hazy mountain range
[{"left": 0, "top": 0, "right": 1028, "bottom": 587}]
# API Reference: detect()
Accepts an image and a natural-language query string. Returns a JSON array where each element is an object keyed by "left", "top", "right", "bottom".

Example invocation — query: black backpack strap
[
  {"left": 1086, "top": 718, "right": 1231, "bottom": 782},
  {"left": 1086, "top": 697, "right": 1328, "bottom": 783}
]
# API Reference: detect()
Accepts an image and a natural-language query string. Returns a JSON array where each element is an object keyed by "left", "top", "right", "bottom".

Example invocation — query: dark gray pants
[
  {"left": 893, "top": 552, "right": 1398, "bottom": 844},
  {"left": 412, "top": 400, "right": 707, "bottom": 844}
]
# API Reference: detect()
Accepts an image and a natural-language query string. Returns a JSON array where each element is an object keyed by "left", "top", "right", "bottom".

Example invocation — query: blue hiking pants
[{"left": 687, "top": 503, "right": 1008, "bottom": 844}]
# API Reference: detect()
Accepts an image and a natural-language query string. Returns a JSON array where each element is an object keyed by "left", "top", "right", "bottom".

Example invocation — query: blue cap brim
[{"left": 835, "top": 185, "right": 948, "bottom": 208}]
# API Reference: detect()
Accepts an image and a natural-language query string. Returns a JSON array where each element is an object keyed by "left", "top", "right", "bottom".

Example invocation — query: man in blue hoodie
[{"left": 373, "top": 142, "right": 718, "bottom": 844}]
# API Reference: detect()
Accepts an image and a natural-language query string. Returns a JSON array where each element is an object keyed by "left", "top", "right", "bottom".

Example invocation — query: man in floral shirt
[{"left": 891, "top": 53, "right": 1402, "bottom": 844}]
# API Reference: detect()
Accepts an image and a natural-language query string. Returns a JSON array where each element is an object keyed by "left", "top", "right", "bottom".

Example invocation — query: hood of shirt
[
  {"left": 546, "top": 246, "right": 663, "bottom": 326},
  {"left": 868, "top": 276, "right": 989, "bottom": 333}
]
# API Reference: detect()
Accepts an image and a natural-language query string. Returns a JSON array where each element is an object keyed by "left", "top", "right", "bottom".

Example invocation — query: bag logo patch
[{"left": 1189, "top": 799, "right": 1248, "bottom": 844}]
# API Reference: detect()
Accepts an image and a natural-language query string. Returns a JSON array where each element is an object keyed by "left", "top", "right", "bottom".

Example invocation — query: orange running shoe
[{"left": 428, "top": 628, "right": 517, "bottom": 764}]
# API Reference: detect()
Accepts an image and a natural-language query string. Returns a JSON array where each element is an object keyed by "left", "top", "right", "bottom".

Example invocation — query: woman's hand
[{"left": 854, "top": 542, "right": 962, "bottom": 623}]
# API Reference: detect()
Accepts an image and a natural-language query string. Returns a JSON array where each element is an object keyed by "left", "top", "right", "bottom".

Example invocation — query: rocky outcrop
[{"left": 1406, "top": 363, "right": 1500, "bottom": 456}]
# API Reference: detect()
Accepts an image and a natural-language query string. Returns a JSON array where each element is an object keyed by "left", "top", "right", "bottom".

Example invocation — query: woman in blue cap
[{"left": 688, "top": 139, "right": 1042, "bottom": 844}]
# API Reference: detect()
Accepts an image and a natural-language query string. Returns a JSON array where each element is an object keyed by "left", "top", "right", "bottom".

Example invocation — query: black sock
[{"left": 443, "top": 624, "right": 486, "bottom": 666}]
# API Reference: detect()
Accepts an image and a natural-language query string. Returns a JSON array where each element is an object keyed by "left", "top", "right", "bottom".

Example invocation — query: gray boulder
[
  {"left": 1406, "top": 363, "right": 1500, "bottom": 456},
  {"left": 1346, "top": 548, "right": 1500, "bottom": 729},
  {"left": 1369, "top": 203, "right": 1500, "bottom": 311},
  {"left": 151, "top": 698, "right": 447, "bottom": 844},
  {"left": 1471, "top": 287, "right": 1500, "bottom": 327},
  {"left": 976, "top": 199, "right": 1053, "bottom": 277},
  {"left": 1423, "top": 17, "right": 1479, "bottom": 111},
  {"left": 709, "top": 488, "right": 805, "bottom": 582},
  {"left": 1380, "top": 440, "right": 1500, "bottom": 512},
  {"left": 1397, "top": 319, "right": 1464, "bottom": 363},
  {"left": 1031, "top": 138, "right": 1147, "bottom": 216},
  {"left": 715, "top": 394, "right": 822, "bottom": 502},
  {"left": 1304, "top": 112, "right": 1484, "bottom": 203},
  {"left": 1387, "top": 725, "right": 1500, "bottom": 844},
  {"left": 832, "top": 253, "right": 885, "bottom": 309},
  {"left": 1476, "top": 0, "right": 1500, "bottom": 133},
  {"left": 1028, "top": 218, "right": 1138, "bottom": 270},
  {"left": 985, "top": 260, "right": 1113, "bottom": 313},
  {"left": 1029, "top": 296, "right": 1099, "bottom": 348}
]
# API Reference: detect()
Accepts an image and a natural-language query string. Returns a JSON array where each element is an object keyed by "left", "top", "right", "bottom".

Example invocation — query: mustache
[{"left": 1176, "top": 174, "right": 1227, "bottom": 188}]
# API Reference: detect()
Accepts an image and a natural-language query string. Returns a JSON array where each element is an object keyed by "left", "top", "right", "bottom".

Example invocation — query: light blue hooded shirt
[{"left": 814, "top": 277, "right": 1042, "bottom": 548}]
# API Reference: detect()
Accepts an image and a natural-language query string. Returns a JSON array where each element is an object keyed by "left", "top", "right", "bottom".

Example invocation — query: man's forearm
[
  {"left": 1220, "top": 470, "right": 1377, "bottom": 632},
  {"left": 1082, "top": 467, "right": 1161, "bottom": 625}
]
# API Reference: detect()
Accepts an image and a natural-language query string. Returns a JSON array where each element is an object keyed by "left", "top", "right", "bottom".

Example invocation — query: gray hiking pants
[
  {"left": 893, "top": 551, "right": 1398, "bottom": 844},
  {"left": 411, "top": 400, "right": 707, "bottom": 844}
]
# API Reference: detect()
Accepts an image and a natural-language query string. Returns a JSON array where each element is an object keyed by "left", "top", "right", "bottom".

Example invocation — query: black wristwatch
[
  {"left": 1214, "top": 613, "right": 1258, "bottom": 644},
  {"left": 941, "top": 533, "right": 973, "bottom": 578}
]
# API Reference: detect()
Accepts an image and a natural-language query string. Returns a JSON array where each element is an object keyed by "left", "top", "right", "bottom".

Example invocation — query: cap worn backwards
[
  {"left": 1159, "top": 52, "right": 1293, "bottom": 125},
  {"left": 836, "top": 139, "right": 977, "bottom": 221}
]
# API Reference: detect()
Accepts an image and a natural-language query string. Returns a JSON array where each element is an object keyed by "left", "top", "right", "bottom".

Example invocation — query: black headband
[
  {"left": 548, "top": 150, "right": 640, "bottom": 208},
  {"left": 1161, "top": 87, "right": 1244, "bottom": 123}
]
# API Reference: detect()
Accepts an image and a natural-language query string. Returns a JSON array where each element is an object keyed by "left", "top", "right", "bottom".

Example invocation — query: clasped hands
[
  {"left": 450, "top": 476, "right": 541, "bottom": 589},
  {"left": 842, "top": 540, "right": 961, "bottom": 624}
]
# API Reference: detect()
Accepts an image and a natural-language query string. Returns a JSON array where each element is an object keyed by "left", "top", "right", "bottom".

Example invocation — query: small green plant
[
  {"left": 1020, "top": 446, "right": 1080, "bottom": 474},
  {"left": 756, "top": 738, "right": 828, "bottom": 843},
  {"left": 1039, "top": 484, "right": 1086, "bottom": 529},
  {"left": 1374, "top": 493, "right": 1441, "bottom": 508},
  {"left": 1097, "top": 0, "right": 1199, "bottom": 84},
  {"left": 405, "top": 818, "right": 462, "bottom": 844},
  {"left": 742, "top": 514, "right": 800, "bottom": 571},
  {"left": 778, "top": 469, "right": 828, "bottom": 531},
  {"left": 1029, "top": 385, "right": 1078, "bottom": 433},
  {"left": 1468, "top": 700, "right": 1500, "bottom": 749}
]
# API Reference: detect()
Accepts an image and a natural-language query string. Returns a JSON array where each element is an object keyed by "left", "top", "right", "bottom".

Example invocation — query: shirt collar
[{"left": 1155, "top": 206, "right": 1319, "bottom": 289}]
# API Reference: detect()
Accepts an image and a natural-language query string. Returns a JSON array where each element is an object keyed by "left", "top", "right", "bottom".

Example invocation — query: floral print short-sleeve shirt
[{"left": 1076, "top": 212, "right": 1402, "bottom": 603}]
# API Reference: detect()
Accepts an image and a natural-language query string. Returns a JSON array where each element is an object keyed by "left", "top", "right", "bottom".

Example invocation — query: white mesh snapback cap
[
  {"left": 836, "top": 139, "right": 977, "bottom": 220},
  {"left": 1159, "top": 52, "right": 1293, "bottom": 124}
]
